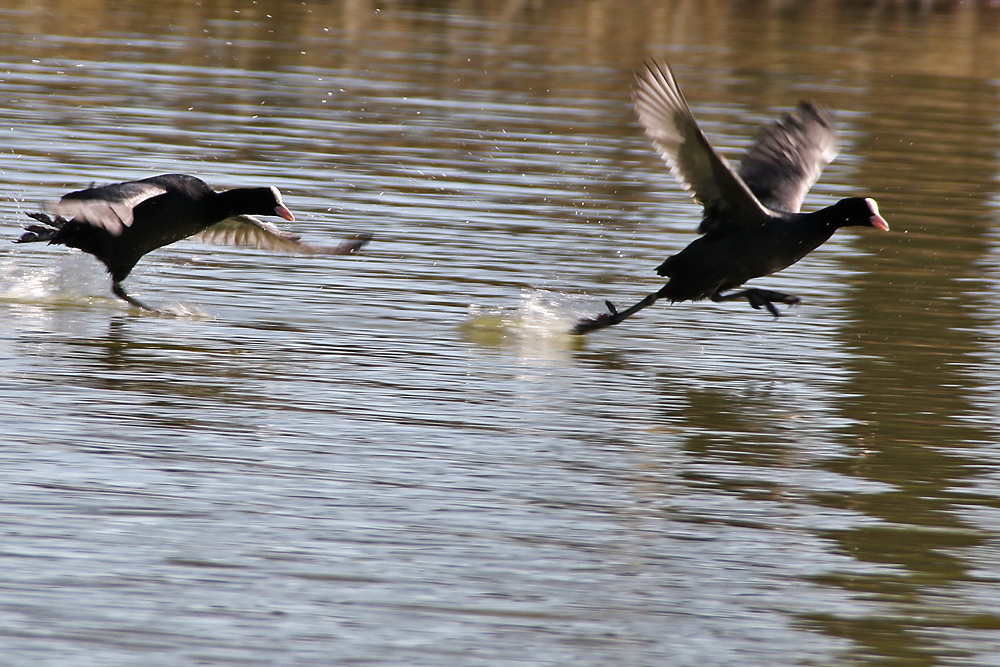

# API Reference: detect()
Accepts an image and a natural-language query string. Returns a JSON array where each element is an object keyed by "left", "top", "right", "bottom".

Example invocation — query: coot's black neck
[{"left": 213, "top": 187, "right": 275, "bottom": 219}]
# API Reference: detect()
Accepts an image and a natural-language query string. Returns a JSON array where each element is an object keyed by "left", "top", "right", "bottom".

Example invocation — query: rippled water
[{"left": 3, "top": 1, "right": 1000, "bottom": 665}]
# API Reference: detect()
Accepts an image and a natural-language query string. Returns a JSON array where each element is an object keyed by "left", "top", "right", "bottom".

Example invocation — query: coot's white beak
[
  {"left": 865, "top": 198, "right": 889, "bottom": 231},
  {"left": 270, "top": 185, "right": 294, "bottom": 222}
]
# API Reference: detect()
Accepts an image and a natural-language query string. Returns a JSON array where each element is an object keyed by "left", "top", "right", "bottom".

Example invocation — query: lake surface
[{"left": 3, "top": 1, "right": 1000, "bottom": 664}]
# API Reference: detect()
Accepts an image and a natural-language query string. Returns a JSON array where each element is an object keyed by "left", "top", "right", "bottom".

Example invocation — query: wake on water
[{"left": 2, "top": 252, "right": 595, "bottom": 328}]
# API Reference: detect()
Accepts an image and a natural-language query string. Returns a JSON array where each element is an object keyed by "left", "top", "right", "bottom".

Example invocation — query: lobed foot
[
  {"left": 572, "top": 293, "right": 661, "bottom": 335},
  {"left": 572, "top": 301, "right": 620, "bottom": 335},
  {"left": 112, "top": 282, "right": 158, "bottom": 313},
  {"left": 713, "top": 288, "right": 800, "bottom": 318}
]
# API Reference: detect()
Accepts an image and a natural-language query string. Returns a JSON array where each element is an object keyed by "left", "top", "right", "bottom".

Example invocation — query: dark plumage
[
  {"left": 574, "top": 60, "right": 888, "bottom": 335},
  {"left": 14, "top": 173, "right": 368, "bottom": 311}
]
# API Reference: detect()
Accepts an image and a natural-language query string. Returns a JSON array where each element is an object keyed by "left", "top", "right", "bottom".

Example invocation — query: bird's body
[
  {"left": 40, "top": 174, "right": 256, "bottom": 284},
  {"left": 574, "top": 60, "right": 888, "bottom": 334},
  {"left": 15, "top": 173, "right": 367, "bottom": 311},
  {"left": 657, "top": 204, "right": 852, "bottom": 302}
]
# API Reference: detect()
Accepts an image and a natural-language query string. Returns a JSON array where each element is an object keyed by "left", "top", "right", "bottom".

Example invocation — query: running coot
[
  {"left": 574, "top": 60, "right": 889, "bottom": 335},
  {"left": 14, "top": 173, "right": 368, "bottom": 311}
]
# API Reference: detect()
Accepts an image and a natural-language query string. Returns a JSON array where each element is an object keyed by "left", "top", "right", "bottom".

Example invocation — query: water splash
[
  {"left": 0, "top": 253, "right": 105, "bottom": 305},
  {"left": 0, "top": 253, "right": 210, "bottom": 318},
  {"left": 462, "top": 288, "right": 598, "bottom": 354},
  {"left": 153, "top": 301, "right": 212, "bottom": 319}
]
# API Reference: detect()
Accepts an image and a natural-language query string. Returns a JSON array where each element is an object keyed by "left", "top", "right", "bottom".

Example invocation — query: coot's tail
[{"left": 14, "top": 212, "right": 66, "bottom": 244}]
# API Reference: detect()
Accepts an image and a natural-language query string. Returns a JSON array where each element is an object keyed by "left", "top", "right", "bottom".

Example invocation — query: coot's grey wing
[
  {"left": 192, "top": 215, "right": 370, "bottom": 255},
  {"left": 632, "top": 60, "right": 772, "bottom": 234},
  {"left": 737, "top": 101, "right": 838, "bottom": 214},
  {"left": 50, "top": 180, "right": 168, "bottom": 235}
]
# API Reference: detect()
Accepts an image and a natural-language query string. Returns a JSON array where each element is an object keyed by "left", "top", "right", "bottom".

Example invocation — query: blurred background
[{"left": 3, "top": 1, "right": 1000, "bottom": 665}]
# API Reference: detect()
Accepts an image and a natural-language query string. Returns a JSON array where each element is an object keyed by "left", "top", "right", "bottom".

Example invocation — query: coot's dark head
[
  {"left": 222, "top": 185, "right": 295, "bottom": 222},
  {"left": 830, "top": 197, "right": 889, "bottom": 231}
]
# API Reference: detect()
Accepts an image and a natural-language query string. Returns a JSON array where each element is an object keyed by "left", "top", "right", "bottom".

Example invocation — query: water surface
[{"left": 3, "top": 1, "right": 1000, "bottom": 665}]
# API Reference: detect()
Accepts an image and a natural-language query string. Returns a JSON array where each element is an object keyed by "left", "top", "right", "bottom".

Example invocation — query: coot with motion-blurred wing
[
  {"left": 15, "top": 173, "right": 368, "bottom": 311},
  {"left": 574, "top": 60, "right": 888, "bottom": 335}
]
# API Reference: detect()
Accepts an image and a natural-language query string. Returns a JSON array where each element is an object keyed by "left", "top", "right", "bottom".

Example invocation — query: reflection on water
[{"left": 3, "top": 0, "right": 1000, "bottom": 665}]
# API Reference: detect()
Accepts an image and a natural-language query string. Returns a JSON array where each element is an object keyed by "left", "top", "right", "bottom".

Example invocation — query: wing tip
[
  {"left": 794, "top": 100, "right": 834, "bottom": 128},
  {"left": 633, "top": 58, "right": 675, "bottom": 93}
]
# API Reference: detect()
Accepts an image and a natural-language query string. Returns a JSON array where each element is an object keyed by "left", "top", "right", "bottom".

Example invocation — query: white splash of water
[
  {"left": 0, "top": 253, "right": 210, "bottom": 318},
  {"left": 0, "top": 252, "right": 105, "bottom": 304},
  {"left": 154, "top": 301, "right": 212, "bottom": 319},
  {"left": 463, "top": 288, "right": 603, "bottom": 357}
]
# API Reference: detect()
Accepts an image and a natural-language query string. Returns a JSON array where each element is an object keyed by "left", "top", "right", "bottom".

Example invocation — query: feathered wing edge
[
  {"left": 737, "top": 101, "right": 838, "bottom": 214},
  {"left": 49, "top": 181, "right": 170, "bottom": 235},
  {"left": 632, "top": 59, "right": 772, "bottom": 233},
  {"left": 191, "top": 215, "right": 371, "bottom": 255}
]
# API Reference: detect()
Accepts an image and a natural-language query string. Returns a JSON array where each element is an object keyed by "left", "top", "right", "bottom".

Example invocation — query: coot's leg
[
  {"left": 711, "top": 288, "right": 800, "bottom": 317},
  {"left": 112, "top": 282, "right": 157, "bottom": 312},
  {"left": 572, "top": 291, "right": 662, "bottom": 334}
]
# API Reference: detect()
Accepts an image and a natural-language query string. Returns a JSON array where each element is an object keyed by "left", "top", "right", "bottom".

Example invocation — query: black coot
[
  {"left": 15, "top": 173, "right": 368, "bottom": 311},
  {"left": 574, "top": 60, "right": 889, "bottom": 335}
]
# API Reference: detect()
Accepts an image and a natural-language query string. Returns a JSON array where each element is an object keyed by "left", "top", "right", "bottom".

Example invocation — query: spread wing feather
[
  {"left": 192, "top": 215, "right": 370, "bottom": 255},
  {"left": 737, "top": 102, "right": 838, "bottom": 214},
  {"left": 632, "top": 60, "right": 772, "bottom": 234},
  {"left": 50, "top": 181, "right": 168, "bottom": 235}
]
